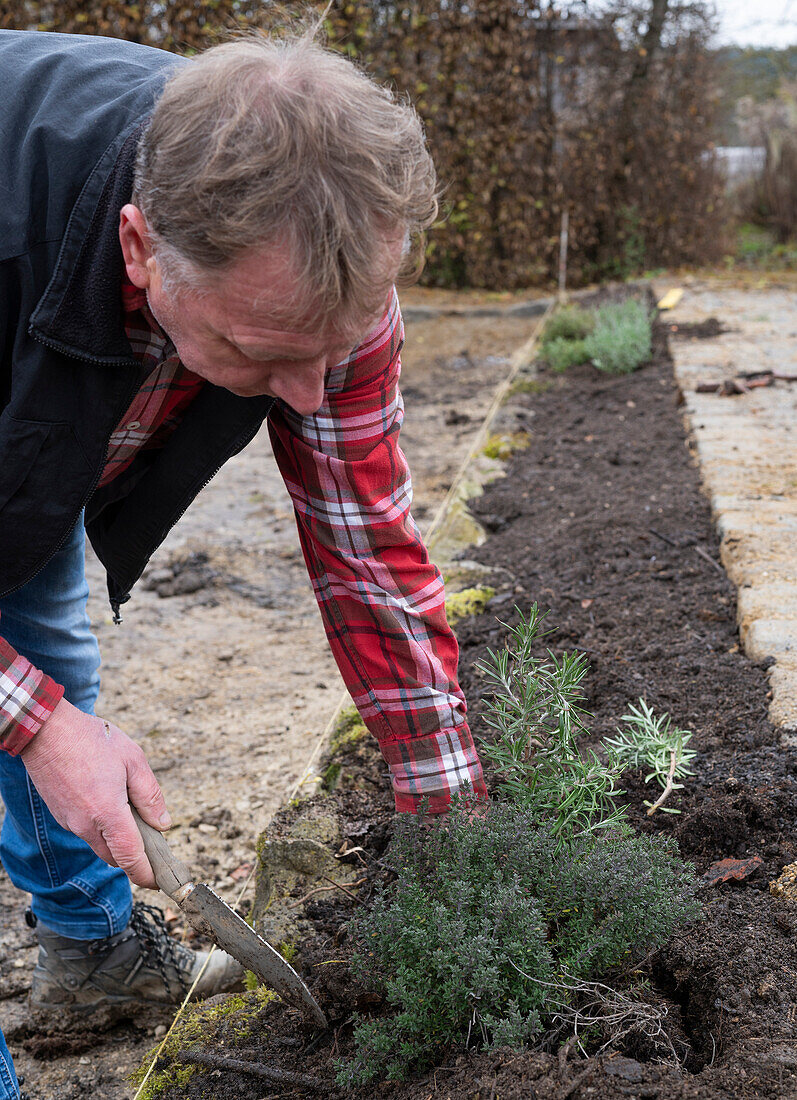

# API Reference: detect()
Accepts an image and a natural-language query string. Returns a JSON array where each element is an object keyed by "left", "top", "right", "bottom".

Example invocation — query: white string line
[
  {"left": 132, "top": 302, "right": 550, "bottom": 1098},
  {"left": 132, "top": 861, "right": 256, "bottom": 1099}
]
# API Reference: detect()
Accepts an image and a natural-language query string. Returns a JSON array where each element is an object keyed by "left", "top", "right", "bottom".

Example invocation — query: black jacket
[{"left": 0, "top": 31, "right": 273, "bottom": 617}]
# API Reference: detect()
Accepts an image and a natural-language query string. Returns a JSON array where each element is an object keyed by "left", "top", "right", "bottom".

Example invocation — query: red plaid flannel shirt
[{"left": 0, "top": 280, "right": 486, "bottom": 813}]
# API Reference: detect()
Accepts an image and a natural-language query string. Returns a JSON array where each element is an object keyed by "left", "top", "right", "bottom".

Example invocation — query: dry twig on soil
[
  {"left": 692, "top": 545, "right": 725, "bottom": 575},
  {"left": 180, "top": 1049, "right": 325, "bottom": 1090},
  {"left": 288, "top": 876, "right": 367, "bottom": 909},
  {"left": 695, "top": 371, "right": 797, "bottom": 395}
]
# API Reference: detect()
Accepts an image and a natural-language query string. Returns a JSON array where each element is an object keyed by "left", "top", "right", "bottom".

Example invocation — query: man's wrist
[{"left": 1, "top": 670, "right": 65, "bottom": 757}]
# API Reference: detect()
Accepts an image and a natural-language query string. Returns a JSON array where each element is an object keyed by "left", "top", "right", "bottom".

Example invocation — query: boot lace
[{"left": 129, "top": 901, "right": 193, "bottom": 995}]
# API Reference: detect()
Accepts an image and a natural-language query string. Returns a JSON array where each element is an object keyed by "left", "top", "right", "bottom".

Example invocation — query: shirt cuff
[
  {"left": 379, "top": 724, "right": 488, "bottom": 815},
  {"left": 0, "top": 638, "right": 65, "bottom": 756}
]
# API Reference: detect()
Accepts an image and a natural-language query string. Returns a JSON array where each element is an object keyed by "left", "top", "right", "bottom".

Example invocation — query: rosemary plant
[
  {"left": 476, "top": 605, "right": 627, "bottom": 846},
  {"left": 604, "top": 699, "right": 696, "bottom": 815}
]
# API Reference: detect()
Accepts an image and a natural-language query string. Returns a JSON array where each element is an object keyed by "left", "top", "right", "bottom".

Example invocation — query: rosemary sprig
[
  {"left": 604, "top": 699, "right": 696, "bottom": 815},
  {"left": 476, "top": 604, "right": 627, "bottom": 847}
]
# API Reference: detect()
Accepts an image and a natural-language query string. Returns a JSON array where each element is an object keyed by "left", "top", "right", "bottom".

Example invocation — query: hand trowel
[{"left": 131, "top": 806, "right": 327, "bottom": 1027}]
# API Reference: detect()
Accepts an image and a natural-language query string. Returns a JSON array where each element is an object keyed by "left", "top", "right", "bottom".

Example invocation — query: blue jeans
[{"left": 0, "top": 516, "right": 132, "bottom": 1097}]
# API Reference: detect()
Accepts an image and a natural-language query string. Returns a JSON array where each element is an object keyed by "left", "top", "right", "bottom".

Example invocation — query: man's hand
[{"left": 20, "top": 698, "right": 171, "bottom": 889}]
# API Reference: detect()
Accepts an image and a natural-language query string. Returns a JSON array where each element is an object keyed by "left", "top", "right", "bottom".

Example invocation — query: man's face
[{"left": 119, "top": 206, "right": 388, "bottom": 416}]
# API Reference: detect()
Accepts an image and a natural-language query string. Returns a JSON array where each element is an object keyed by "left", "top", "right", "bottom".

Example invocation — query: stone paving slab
[{"left": 662, "top": 282, "right": 797, "bottom": 738}]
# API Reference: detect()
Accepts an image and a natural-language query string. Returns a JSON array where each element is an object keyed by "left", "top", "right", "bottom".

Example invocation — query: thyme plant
[
  {"left": 543, "top": 336, "right": 590, "bottom": 373},
  {"left": 541, "top": 304, "right": 595, "bottom": 344},
  {"left": 540, "top": 305, "right": 593, "bottom": 372},
  {"left": 476, "top": 605, "right": 626, "bottom": 847},
  {"left": 339, "top": 800, "right": 701, "bottom": 1086},
  {"left": 604, "top": 699, "right": 696, "bottom": 815}
]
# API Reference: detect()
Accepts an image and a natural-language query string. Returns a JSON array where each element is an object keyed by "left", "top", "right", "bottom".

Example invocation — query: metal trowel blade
[{"left": 181, "top": 882, "right": 327, "bottom": 1028}]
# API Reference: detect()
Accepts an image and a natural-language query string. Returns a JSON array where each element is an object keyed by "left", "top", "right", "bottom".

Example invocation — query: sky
[{"left": 713, "top": 0, "right": 797, "bottom": 47}]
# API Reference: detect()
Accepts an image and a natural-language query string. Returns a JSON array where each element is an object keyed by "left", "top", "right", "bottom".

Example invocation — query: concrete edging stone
[{"left": 662, "top": 281, "right": 797, "bottom": 740}]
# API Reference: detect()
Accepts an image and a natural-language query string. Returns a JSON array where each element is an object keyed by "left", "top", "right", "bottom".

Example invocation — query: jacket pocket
[
  {"left": 0, "top": 416, "right": 91, "bottom": 513},
  {"left": 0, "top": 418, "right": 55, "bottom": 512},
  {"left": 0, "top": 417, "right": 93, "bottom": 597}
]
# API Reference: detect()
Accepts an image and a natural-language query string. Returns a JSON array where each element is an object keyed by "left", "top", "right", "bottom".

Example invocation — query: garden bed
[{"left": 147, "top": 307, "right": 797, "bottom": 1100}]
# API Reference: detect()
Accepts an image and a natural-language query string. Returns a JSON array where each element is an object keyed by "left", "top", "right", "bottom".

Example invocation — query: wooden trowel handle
[{"left": 130, "top": 805, "right": 193, "bottom": 902}]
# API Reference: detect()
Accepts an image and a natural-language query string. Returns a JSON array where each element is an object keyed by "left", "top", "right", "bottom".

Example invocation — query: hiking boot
[{"left": 30, "top": 902, "right": 244, "bottom": 1013}]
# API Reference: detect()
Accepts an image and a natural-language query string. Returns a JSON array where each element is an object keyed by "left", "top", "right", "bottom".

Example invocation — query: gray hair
[{"left": 133, "top": 30, "right": 438, "bottom": 336}]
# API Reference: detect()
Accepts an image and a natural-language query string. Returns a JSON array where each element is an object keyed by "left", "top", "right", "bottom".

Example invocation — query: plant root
[{"left": 509, "top": 962, "right": 685, "bottom": 1065}]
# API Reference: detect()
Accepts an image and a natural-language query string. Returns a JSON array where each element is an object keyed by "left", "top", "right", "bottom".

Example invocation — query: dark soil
[{"left": 156, "top": 311, "right": 797, "bottom": 1100}]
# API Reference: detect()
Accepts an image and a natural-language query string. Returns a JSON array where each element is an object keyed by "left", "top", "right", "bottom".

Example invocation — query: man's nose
[{"left": 270, "top": 364, "right": 326, "bottom": 416}]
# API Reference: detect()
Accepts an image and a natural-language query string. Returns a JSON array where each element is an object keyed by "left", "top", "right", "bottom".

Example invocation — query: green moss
[
  {"left": 482, "top": 431, "right": 529, "bottom": 461},
  {"left": 278, "top": 940, "right": 298, "bottom": 964},
  {"left": 428, "top": 497, "right": 487, "bottom": 560},
  {"left": 130, "top": 987, "right": 277, "bottom": 1099},
  {"left": 129, "top": 1061, "right": 196, "bottom": 1099},
  {"left": 321, "top": 760, "right": 343, "bottom": 791},
  {"left": 508, "top": 375, "right": 553, "bottom": 397},
  {"left": 441, "top": 563, "right": 495, "bottom": 590},
  {"left": 445, "top": 586, "right": 496, "bottom": 626},
  {"left": 329, "top": 704, "right": 369, "bottom": 756}
]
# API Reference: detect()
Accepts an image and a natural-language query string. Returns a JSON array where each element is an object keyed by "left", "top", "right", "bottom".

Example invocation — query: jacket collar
[{"left": 29, "top": 121, "right": 147, "bottom": 366}]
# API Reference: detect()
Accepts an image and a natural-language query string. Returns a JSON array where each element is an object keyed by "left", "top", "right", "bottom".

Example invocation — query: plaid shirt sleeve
[
  {"left": 268, "top": 288, "right": 487, "bottom": 814},
  {"left": 0, "top": 616, "right": 65, "bottom": 755}
]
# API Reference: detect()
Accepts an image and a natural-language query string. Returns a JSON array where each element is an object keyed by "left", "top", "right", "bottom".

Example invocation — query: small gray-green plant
[
  {"left": 476, "top": 605, "right": 626, "bottom": 847},
  {"left": 338, "top": 800, "right": 701, "bottom": 1086},
  {"left": 542, "top": 304, "right": 595, "bottom": 344},
  {"left": 542, "top": 336, "right": 590, "bottom": 373},
  {"left": 582, "top": 298, "right": 652, "bottom": 374},
  {"left": 540, "top": 305, "right": 594, "bottom": 373},
  {"left": 604, "top": 699, "right": 696, "bottom": 815}
]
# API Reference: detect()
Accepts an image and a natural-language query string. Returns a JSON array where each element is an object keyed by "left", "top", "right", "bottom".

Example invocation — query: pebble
[
  {"left": 154, "top": 1025, "right": 167, "bottom": 1038},
  {"left": 198, "top": 823, "right": 217, "bottom": 834}
]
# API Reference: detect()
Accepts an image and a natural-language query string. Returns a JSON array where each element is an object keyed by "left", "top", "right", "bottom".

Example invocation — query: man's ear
[{"left": 119, "top": 204, "right": 156, "bottom": 289}]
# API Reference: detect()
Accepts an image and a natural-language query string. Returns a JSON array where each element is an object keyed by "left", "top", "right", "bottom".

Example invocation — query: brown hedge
[{"left": 2, "top": 1, "right": 726, "bottom": 288}]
